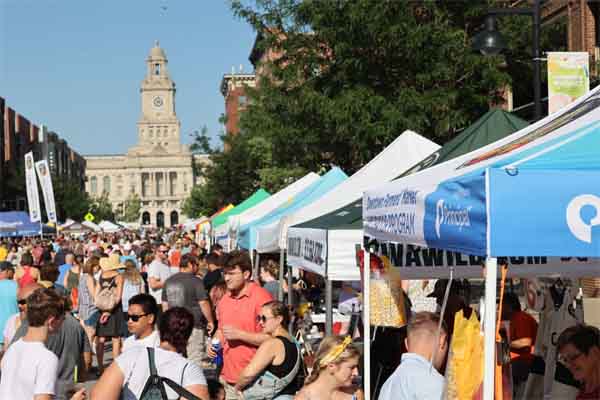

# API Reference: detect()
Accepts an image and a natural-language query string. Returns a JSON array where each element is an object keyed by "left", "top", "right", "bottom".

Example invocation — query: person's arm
[
  {"left": 86, "top": 275, "right": 96, "bottom": 300},
  {"left": 33, "top": 395, "right": 52, "bottom": 400},
  {"left": 510, "top": 337, "right": 533, "bottom": 350},
  {"left": 148, "top": 275, "right": 163, "bottom": 290},
  {"left": 222, "top": 325, "right": 270, "bottom": 347},
  {"left": 162, "top": 301, "right": 169, "bottom": 311},
  {"left": 115, "top": 274, "right": 124, "bottom": 301},
  {"left": 63, "top": 269, "right": 69, "bottom": 289},
  {"left": 90, "top": 361, "right": 124, "bottom": 400},
  {"left": 198, "top": 299, "right": 214, "bottom": 335},
  {"left": 234, "top": 339, "right": 277, "bottom": 390},
  {"left": 183, "top": 385, "right": 209, "bottom": 400}
]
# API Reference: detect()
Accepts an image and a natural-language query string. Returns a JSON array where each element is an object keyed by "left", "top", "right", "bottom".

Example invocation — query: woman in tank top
[
  {"left": 235, "top": 300, "right": 302, "bottom": 400},
  {"left": 14, "top": 252, "right": 39, "bottom": 289}
]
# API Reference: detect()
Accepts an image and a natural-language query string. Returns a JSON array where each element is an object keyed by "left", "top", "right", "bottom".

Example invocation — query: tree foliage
[
  {"left": 52, "top": 178, "right": 91, "bottom": 221},
  {"left": 89, "top": 192, "right": 115, "bottom": 222},
  {"left": 120, "top": 193, "right": 141, "bottom": 222}
]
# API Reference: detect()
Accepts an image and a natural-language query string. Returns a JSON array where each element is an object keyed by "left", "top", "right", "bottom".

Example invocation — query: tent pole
[
  {"left": 288, "top": 265, "right": 294, "bottom": 334},
  {"left": 364, "top": 249, "right": 371, "bottom": 400},
  {"left": 278, "top": 248, "right": 285, "bottom": 301},
  {"left": 325, "top": 278, "right": 333, "bottom": 335},
  {"left": 254, "top": 251, "right": 260, "bottom": 282},
  {"left": 483, "top": 257, "right": 498, "bottom": 400}
]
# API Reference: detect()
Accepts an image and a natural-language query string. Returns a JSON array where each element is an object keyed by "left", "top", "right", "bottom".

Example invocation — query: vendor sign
[
  {"left": 287, "top": 227, "right": 327, "bottom": 276},
  {"left": 548, "top": 52, "right": 589, "bottom": 114}
]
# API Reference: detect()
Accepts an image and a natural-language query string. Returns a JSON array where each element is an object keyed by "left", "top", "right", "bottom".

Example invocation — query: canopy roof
[
  {"left": 212, "top": 189, "right": 270, "bottom": 229},
  {"left": 0, "top": 212, "right": 41, "bottom": 237}
]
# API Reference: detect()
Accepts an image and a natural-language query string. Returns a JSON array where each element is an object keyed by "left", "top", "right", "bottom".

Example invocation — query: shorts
[{"left": 84, "top": 310, "right": 100, "bottom": 327}]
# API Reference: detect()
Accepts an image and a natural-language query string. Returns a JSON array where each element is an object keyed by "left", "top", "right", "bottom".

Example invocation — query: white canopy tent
[{"left": 98, "top": 220, "right": 123, "bottom": 233}]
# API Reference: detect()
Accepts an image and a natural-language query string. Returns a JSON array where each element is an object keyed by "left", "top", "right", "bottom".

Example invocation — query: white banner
[
  {"left": 24, "top": 152, "right": 41, "bottom": 222},
  {"left": 368, "top": 240, "right": 600, "bottom": 279},
  {"left": 35, "top": 160, "right": 57, "bottom": 223},
  {"left": 286, "top": 227, "right": 327, "bottom": 276}
]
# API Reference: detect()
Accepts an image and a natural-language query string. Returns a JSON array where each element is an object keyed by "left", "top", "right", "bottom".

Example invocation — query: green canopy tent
[
  {"left": 287, "top": 108, "right": 529, "bottom": 283},
  {"left": 212, "top": 189, "right": 270, "bottom": 251}
]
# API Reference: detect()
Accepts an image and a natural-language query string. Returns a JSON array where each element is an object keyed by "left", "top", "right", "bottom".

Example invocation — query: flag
[
  {"left": 35, "top": 159, "right": 57, "bottom": 223},
  {"left": 24, "top": 152, "right": 41, "bottom": 222}
]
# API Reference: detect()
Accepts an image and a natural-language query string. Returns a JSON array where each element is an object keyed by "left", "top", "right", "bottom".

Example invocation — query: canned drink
[{"left": 211, "top": 338, "right": 223, "bottom": 367}]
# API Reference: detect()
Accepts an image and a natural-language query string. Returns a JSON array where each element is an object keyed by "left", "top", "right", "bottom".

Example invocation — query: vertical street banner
[
  {"left": 24, "top": 152, "right": 42, "bottom": 222},
  {"left": 548, "top": 52, "right": 589, "bottom": 114},
  {"left": 35, "top": 160, "right": 57, "bottom": 223}
]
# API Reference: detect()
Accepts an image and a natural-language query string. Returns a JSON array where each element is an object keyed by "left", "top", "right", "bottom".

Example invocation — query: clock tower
[{"left": 132, "top": 41, "right": 183, "bottom": 155}]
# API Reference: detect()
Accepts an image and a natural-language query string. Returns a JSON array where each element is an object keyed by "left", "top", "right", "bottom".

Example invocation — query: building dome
[{"left": 149, "top": 40, "right": 167, "bottom": 60}]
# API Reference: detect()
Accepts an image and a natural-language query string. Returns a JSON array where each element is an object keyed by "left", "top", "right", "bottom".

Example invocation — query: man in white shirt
[
  {"left": 148, "top": 243, "right": 171, "bottom": 309},
  {"left": 122, "top": 293, "right": 160, "bottom": 352},
  {"left": 0, "top": 287, "right": 84, "bottom": 400},
  {"left": 379, "top": 311, "right": 448, "bottom": 400}
]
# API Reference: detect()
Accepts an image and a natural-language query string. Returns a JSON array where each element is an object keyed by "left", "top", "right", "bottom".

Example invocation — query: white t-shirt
[
  {"left": 148, "top": 260, "right": 171, "bottom": 305},
  {"left": 117, "top": 346, "right": 206, "bottom": 400},
  {"left": 0, "top": 339, "right": 59, "bottom": 399},
  {"left": 123, "top": 330, "right": 161, "bottom": 352},
  {"left": 2, "top": 312, "right": 20, "bottom": 345}
]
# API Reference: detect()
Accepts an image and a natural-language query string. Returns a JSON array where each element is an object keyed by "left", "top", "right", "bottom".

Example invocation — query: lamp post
[{"left": 473, "top": 0, "right": 542, "bottom": 122}]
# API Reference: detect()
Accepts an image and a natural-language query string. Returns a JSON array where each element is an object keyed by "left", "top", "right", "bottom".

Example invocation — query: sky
[{"left": 0, "top": 0, "right": 256, "bottom": 155}]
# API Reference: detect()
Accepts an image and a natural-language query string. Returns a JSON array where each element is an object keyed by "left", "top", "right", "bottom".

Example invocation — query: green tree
[
  {"left": 52, "top": 178, "right": 91, "bottom": 221},
  {"left": 89, "top": 192, "right": 115, "bottom": 222},
  {"left": 121, "top": 193, "right": 141, "bottom": 222}
]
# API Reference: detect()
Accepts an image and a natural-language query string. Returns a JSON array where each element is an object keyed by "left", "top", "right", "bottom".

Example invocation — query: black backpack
[{"left": 139, "top": 347, "right": 202, "bottom": 400}]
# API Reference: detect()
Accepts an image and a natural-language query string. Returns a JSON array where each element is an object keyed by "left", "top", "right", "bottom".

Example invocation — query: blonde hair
[
  {"left": 123, "top": 259, "right": 143, "bottom": 285},
  {"left": 304, "top": 335, "right": 360, "bottom": 386}
]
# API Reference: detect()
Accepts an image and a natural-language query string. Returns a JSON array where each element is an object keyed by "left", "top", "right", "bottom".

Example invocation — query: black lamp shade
[{"left": 472, "top": 15, "right": 507, "bottom": 55}]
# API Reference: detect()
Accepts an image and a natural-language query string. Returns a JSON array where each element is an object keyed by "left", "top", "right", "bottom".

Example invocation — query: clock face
[{"left": 153, "top": 96, "right": 164, "bottom": 108}]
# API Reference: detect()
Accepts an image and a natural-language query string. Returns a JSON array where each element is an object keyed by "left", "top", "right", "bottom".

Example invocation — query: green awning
[
  {"left": 212, "top": 189, "right": 271, "bottom": 228},
  {"left": 296, "top": 109, "right": 529, "bottom": 231}
]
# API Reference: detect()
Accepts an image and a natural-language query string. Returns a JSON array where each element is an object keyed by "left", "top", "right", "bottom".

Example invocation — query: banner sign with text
[
  {"left": 35, "top": 160, "right": 57, "bottom": 223},
  {"left": 287, "top": 227, "right": 327, "bottom": 276},
  {"left": 24, "top": 152, "right": 41, "bottom": 223},
  {"left": 548, "top": 52, "right": 589, "bottom": 114}
]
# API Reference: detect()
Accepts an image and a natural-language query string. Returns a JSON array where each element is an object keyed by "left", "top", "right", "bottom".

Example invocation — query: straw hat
[{"left": 99, "top": 253, "right": 124, "bottom": 271}]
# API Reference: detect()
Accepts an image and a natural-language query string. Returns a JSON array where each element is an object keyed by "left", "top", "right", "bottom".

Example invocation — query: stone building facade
[{"left": 84, "top": 42, "right": 204, "bottom": 228}]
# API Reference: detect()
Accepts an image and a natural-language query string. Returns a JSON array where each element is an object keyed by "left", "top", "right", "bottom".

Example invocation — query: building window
[
  {"left": 154, "top": 63, "right": 160, "bottom": 75},
  {"left": 90, "top": 176, "right": 97, "bottom": 195},
  {"left": 156, "top": 172, "right": 164, "bottom": 196},
  {"left": 117, "top": 185, "right": 123, "bottom": 198},
  {"left": 142, "top": 173, "right": 149, "bottom": 197},
  {"left": 169, "top": 172, "right": 177, "bottom": 196},
  {"left": 103, "top": 176, "right": 111, "bottom": 193},
  {"left": 239, "top": 95, "right": 247, "bottom": 106}
]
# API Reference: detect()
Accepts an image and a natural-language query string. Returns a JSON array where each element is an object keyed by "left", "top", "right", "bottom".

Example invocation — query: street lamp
[{"left": 472, "top": 0, "right": 542, "bottom": 122}]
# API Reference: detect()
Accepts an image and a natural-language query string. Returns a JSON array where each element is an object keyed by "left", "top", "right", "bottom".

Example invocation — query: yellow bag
[{"left": 445, "top": 310, "right": 484, "bottom": 400}]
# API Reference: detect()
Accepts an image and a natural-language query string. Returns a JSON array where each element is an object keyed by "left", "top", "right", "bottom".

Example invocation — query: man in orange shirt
[
  {"left": 209, "top": 250, "right": 273, "bottom": 400},
  {"left": 502, "top": 292, "right": 538, "bottom": 388}
]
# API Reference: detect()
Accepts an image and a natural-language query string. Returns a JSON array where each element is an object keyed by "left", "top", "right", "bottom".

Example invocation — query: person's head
[
  {"left": 0, "top": 261, "right": 12, "bottom": 280},
  {"left": 82, "top": 256, "right": 99, "bottom": 275},
  {"left": 20, "top": 252, "right": 33, "bottom": 267},
  {"left": 306, "top": 335, "right": 360, "bottom": 388},
  {"left": 207, "top": 379, "right": 225, "bottom": 400},
  {"left": 205, "top": 253, "right": 221, "bottom": 271},
  {"left": 74, "top": 254, "right": 84, "bottom": 267},
  {"left": 557, "top": 324, "right": 600, "bottom": 383},
  {"left": 223, "top": 250, "right": 252, "bottom": 293},
  {"left": 123, "top": 259, "right": 142, "bottom": 283},
  {"left": 406, "top": 311, "right": 448, "bottom": 370},
  {"left": 259, "top": 301, "right": 289, "bottom": 334},
  {"left": 155, "top": 243, "right": 168, "bottom": 261},
  {"left": 210, "top": 280, "right": 227, "bottom": 307},
  {"left": 212, "top": 243, "right": 223, "bottom": 255},
  {"left": 65, "top": 252, "right": 75, "bottom": 265},
  {"left": 260, "top": 260, "right": 279, "bottom": 283},
  {"left": 501, "top": 292, "right": 522, "bottom": 320},
  {"left": 17, "top": 282, "right": 42, "bottom": 316},
  {"left": 427, "top": 279, "right": 463, "bottom": 307},
  {"left": 26, "top": 288, "right": 65, "bottom": 332},
  {"left": 180, "top": 254, "right": 199, "bottom": 275},
  {"left": 158, "top": 307, "right": 194, "bottom": 356},
  {"left": 127, "top": 293, "right": 158, "bottom": 338},
  {"left": 40, "top": 262, "right": 60, "bottom": 283}
]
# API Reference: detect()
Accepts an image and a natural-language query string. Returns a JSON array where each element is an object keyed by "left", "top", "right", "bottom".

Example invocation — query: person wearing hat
[
  {"left": 95, "top": 254, "right": 125, "bottom": 374},
  {"left": 427, "top": 279, "right": 472, "bottom": 337},
  {"left": 0, "top": 261, "right": 18, "bottom": 350}
]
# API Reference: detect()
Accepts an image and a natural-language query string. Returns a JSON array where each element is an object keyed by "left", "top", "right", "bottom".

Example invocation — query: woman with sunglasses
[
  {"left": 235, "top": 300, "right": 302, "bottom": 400},
  {"left": 91, "top": 307, "right": 209, "bottom": 400},
  {"left": 557, "top": 324, "right": 600, "bottom": 399},
  {"left": 294, "top": 336, "right": 361, "bottom": 400}
]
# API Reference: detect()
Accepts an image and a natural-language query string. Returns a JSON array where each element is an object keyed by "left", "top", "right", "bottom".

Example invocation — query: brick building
[{"left": 1, "top": 99, "right": 86, "bottom": 212}]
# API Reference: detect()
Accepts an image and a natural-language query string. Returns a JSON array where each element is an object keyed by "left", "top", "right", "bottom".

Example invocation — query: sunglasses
[
  {"left": 17, "top": 299, "right": 26, "bottom": 306},
  {"left": 127, "top": 313, "right": 150, "bottom": 322},
  {"left": 558, "top": 351, "right": 584, "bottom": 365},
  {"left": 256, "top": 315, "right": 272, "bottom": 324}
]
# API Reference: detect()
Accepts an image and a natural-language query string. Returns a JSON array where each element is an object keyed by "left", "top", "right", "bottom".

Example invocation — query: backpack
[
  {"left": 139, "top": 347, "right": 202, "bottom": 400},
  {"left": 94, "top": 276, "right": 119, "bottom": 311}
]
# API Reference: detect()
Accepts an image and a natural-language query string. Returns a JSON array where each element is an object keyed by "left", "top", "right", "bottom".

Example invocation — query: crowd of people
[{"left": 0, "top": 232, "right": 364, "bottom": 400}]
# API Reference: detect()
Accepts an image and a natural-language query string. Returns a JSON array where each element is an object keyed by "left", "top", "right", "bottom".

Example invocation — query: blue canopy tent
[
  {"left": 363, "top": 86, "right": 600, "bottom": 400},
  {"left": 0, "top": 212, "right": 42, "bottom": 237},
  {"left": 237, "top": 167, "right": 348, "bottom": 252}
]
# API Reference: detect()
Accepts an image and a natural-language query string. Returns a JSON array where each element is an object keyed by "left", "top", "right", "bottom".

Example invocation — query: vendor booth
[
  {"left": 363, "top": 86, "right": 600, "bottom": 399},
  {"left": 60, "top": 220, "right": 96, "bottom": 235},
  {"left": 0, "top": 212, "right": 42, "bottom": 237}
]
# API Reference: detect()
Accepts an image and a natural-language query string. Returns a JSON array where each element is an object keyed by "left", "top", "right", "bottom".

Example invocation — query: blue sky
[{"left": 0, "top": 0, "right": 256, "bottom": 155}]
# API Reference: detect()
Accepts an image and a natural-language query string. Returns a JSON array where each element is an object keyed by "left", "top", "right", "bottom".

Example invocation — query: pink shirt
[{"left": 216, "top": 281, "right": 273, "bottom": 383}]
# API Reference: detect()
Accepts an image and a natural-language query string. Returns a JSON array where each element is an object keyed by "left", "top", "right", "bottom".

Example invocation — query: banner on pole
[
  {"left": 35, "top": 160, "right": 57, "bottom": 223},
  {"left": 24, "top": 152, "right": 41, "bottom": 222},
  {"left": 548, "top": 52, "right": 589, "bottom": 114}
]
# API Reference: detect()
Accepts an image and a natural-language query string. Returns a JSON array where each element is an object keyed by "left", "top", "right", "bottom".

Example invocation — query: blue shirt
[
  {"left": 57, "top": 263, "right": 72, "bottom": 285},
  {"left": 0, "top": 279, "right": 18, "bottom": 344},
  {"left": 378, "top": 353, "right": 445, "bottom": 400}
]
